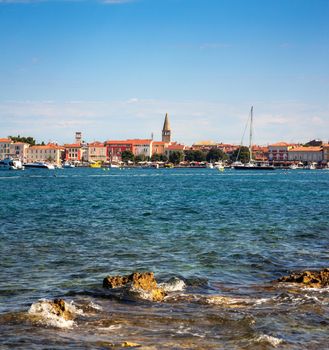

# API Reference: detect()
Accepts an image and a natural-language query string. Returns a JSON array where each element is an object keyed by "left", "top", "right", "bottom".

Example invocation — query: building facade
[
  {"left": 129, "top": 139, "right": 153, "bottom": 159},
  {"left": 26, "top": 144, "right": 64, "bottom": 165},
  {"left": 268, "top": 142, "right": 294, "bottom": 163},
  {"left": 64, "top": 144, "right": 82, "bottom": 162},
  {"left": 105, "top": 140, "right": 134, "bottom": 163},
  {"left": 288, "top": 146, "right": 323, "bottom": 163},
  {"left": 87, "top": 142, "right": 107, "bottom": 163},
  {"left": 9, "top": 142, "right": 30, "bottom": 161},
  {"left": 0, "top": 138, "right": 12, "bottom": 159}
]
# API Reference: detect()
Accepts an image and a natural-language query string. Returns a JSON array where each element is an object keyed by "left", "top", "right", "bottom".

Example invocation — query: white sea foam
[
  {"left": 88, "top": 301, "right": 103, "bottom": 311},
  {"left": 98, "top": 324, "right": 122, "bottom": 332},
  {"left": 159, "top": 278, "right": 186, "bottom": 292},
  {"left": 28, "top": 299, "right": 83, "bottom": 329},
  {"left": 255, "top": 334, "right": 283, "bottom": 347}
]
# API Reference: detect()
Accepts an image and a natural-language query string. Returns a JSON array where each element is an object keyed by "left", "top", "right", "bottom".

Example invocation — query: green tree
[
  {"left": 135, "top": 154, "right": 146, "bottom": 162},
  {"left": 9, "top": 135, "right": 36, "bottom": 146},
  {"left": 169, "top": 151, "right": 184, "bottom": 164},
  {"left": 160, "top": 154, "right": 168, "bottom": 162},
  {"left": 230, "top": 146, "right": 250, "bottom": 163},
  {"left": 121, "top": 150, "right": 134, "bottom": 163},
  {"left": 151, "top": 153, "right": 161, "bottom": 162},
  {"left": 184, "top": 150, "right": 195, "bottom": 162},
  {"left": 193, "top": 150, "right": 207, "bottom": 162},
  {"left": 206, "top": 148, "right": 228, "bottom": 162}
]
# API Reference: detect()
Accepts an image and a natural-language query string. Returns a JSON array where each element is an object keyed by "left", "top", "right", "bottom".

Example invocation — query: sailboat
[{"left": 234, "top": 107, "right": 275, "bottom": 170}]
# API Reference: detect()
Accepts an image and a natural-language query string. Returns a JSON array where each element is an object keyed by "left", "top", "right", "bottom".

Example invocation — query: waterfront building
[
  {"left": 26, "top": 143, "right": 64, "bottom": 165},
  {"left": 252, "top": 145, "right": 269, "bottom": 162},
  {"left": 288, "top": 146, "right": 323, "bottom": 163},
  {"left": 9, "top": 142, "right": 30, "bottom": 161},
  {"left": 162, "top": 113, "right": 171, "bottom": 143},
  {"left": 165, "top": 142, "right": 186, "bottom": 158},
  {"left": 152, "top": 141, "right": 167, "bottom": 156},
  {"left": 87, "top": 142, "right": 107, "bottom": 163},
  {"left": 0, "top": 138, "right": 12, "bottom": 159},
  {"left": 64, "top": 143, "right": 82, "bottom": 162},
  {"left": 129, "top": 139, "right": 153, "bottom": 159},
  {"left": 192, "top": 141, "right": 217, "bottom": 151},
  {"left": 105, "top": 140, "right": 134, "bottom": 163},
  {"left": 322, "top": 144, "right": 329, "bottom": 163},
  {"left": 268, "top": 142, "right": 295, "bottom": 163}
]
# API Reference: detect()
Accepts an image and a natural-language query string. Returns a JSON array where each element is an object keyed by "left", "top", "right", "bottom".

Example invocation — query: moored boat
[
  {"left": 24, "top": 162, "right": 55, "bottom": 169},
  {"left": 0, "top": 157, "right": 24, "bottom": 170},
  {"left": 234, "top": 107, "right": 275, "bottom": 171}
]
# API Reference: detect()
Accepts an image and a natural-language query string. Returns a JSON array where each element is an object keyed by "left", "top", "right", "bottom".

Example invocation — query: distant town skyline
[{"left": 0, "top": 0, "right": 328, "bottom": 145}]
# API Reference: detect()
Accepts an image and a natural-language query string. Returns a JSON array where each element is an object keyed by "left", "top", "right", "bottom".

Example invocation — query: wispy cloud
[{"left": 1, "top": 99, "right": 328, "bottom": 145}]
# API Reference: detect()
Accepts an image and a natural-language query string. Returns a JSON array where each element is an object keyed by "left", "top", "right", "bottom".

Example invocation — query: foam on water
[
  {"left": 158, "top": 278, "right": 186, "bottom": 292},
  {"left": 28, "top": 299, "right": 83, "bottom": 329},
  {"left": 255, "top": 334, "right": 283, "bottom": 347}
]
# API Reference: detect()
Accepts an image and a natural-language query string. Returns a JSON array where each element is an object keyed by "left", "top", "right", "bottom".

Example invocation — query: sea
[{"left": 0, "top": 168, "right": 328, "bottom": 349}]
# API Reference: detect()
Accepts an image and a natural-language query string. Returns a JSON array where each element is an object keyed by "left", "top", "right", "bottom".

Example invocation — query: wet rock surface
[
  {"left": 278, "top": 268, "right": 329, "bottom": 288},
  {"left": 103, "top": 272, "right": 166, "bottom": 302}
]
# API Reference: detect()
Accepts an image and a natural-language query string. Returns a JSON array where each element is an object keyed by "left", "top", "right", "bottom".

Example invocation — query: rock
[
  {"left": 103, "top": 272, "right": 166, "bottom": 302},
  {"left": 47, "top": 298, "right": 73, "bottom": 320},
  {"left": 278, "top": 268, "right": 329, "bottom": 288}
]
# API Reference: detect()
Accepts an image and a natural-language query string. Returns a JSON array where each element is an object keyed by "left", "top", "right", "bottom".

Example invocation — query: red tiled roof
[
  {"left": 290, "top": 146, "right": 322, "bottom": 152},
  {"left": 0, "top": 138, "right": 12, "bottom": 143},
  {"left": 64, "top": 143, "right": 82, "bottom": 148},
  {"left": 88, "top": 142, "right": 106, "bottom": 147}
]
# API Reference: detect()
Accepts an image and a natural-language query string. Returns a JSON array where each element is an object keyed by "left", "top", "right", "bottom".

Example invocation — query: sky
[{"left": 0, "top": 0, "right": 328, "bottom": 145}]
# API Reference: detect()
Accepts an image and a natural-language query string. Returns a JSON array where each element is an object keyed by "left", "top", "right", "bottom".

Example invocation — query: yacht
[
  {"left": 0, "top": 157, "right": 24, "bottom": 170},
  {"left": 234, "top": 107, "right": 275, "bottom": 170},
  {"left": 24, "top": 162, "right": 55, "bottom": 169}
]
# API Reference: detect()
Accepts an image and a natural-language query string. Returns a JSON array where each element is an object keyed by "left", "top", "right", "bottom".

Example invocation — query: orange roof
[
  {"left": 166, "top": 144, "right": 186, "bottom": 150},
  {"left": 64, "top": 143, "right": 82, "bottom": 148},
  {"left": 290, "top": 146, "right": 322, "bottom": 152},
  {"left": 153, "top": 141, "right": 166, "bottom": 146},
  {"left": 105, "top": 140, "right": 133, "bottom": 145},
  {"left": 88, "top": 142, "right": 106, "bottom": 147},
  {"left": 128, "top": 139, "right": 152, "bottom": 145},
  {"left": 0, "top": 138, "right": 12, "bottom": 143},
  {"left": 29, "top": 145, "right": 63, "bottom": 150}
]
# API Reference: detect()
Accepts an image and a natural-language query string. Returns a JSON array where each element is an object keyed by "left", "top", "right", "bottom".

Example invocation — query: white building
[
  {"left": 26, "top": 144, "right": 64, "bottom": 165},
  {"left": 9, "top": 142, "right": 30, "bottom": 161},
  {"left": 129, "top": 139, "right": 153, "bottom": 159},
  {"left": 0, "top": 138, "right": 12, "bottom": 160},
  {"left": 288, "top": 146, "right": 323, "bottom": 163}
]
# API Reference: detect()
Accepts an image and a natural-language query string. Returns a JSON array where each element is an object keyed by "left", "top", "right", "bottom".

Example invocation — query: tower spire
[{"left": 162, "top": 113, "right": 171, "bottom": 143}]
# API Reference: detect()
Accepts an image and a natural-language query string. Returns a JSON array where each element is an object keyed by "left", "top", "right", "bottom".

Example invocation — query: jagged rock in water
[
  {"left": 278, "top": 268, "right": 329, "bottom": 288},
  {"left": 103, "top": 272, "right": 166, "bottom": 302},
  {"left": 45, "top": 298, "right": 74, "bottom": 320}
]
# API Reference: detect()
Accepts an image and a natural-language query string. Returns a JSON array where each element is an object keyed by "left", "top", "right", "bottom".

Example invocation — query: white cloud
[{"left": 0, "top": 99, "right": 328, "bottom": 145}]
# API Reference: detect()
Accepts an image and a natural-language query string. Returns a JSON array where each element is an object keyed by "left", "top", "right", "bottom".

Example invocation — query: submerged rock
[
  {"left": 278, "top": 268, "right": 329, "bottom": 288},
  {"left": 103, "top": 272, "right": 166, "bottom": 302},
  {"left": 28, "top": 298, "right": 83, "bottom": 328}
]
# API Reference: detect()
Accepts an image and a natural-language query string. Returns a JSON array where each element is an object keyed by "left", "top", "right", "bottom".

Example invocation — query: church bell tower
[{"left": 162, "top": 113, "right": 171, "bottom": 143}]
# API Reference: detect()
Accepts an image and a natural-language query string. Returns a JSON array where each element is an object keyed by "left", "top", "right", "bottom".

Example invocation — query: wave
[
  {"left": 28, "top": 299, "right": 83, "bottom": 329},
  {"left": 255, "top": 334, "right": 283, "bottom": 347}
]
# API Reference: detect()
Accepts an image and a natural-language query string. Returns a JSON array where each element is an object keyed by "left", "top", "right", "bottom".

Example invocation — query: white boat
[
  {"left": 304, "top": 163, "right": 316, "bottom": 170},
  {"left": 206, "top": 163, "right": 214, "bottom": 169},
  {"left": 63, "top": 162, "right": 75, "bottom": 168},
  {"left": 214, "top": 162, "right": 224, "bottom": 171},
  {"left": 0, "top": 157, "right": 24, "bottom": 170},
  {"left": 234, "top": 107, "right": 274, "bottom": 171},
  {"left": 24, "top": 162, "right": 55, "bottom": 169}
]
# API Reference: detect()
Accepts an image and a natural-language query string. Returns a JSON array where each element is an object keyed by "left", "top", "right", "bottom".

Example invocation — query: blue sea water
[{"left": 0, "top": 168, "right": 328, "bottom": 349}]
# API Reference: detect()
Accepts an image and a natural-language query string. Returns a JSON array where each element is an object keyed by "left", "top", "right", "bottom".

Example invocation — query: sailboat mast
[{"left": 249, "top": 106, "right": 253, "bottom": 162}]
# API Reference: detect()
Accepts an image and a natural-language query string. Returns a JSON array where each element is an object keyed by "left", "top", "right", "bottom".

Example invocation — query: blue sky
[{"left": 0, "top": 0, "right": 328, "bottom": 145}]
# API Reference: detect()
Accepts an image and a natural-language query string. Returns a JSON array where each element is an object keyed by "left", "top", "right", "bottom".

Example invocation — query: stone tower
[{"left": 162, "top": 113, "right": 171, "bottom": 143}]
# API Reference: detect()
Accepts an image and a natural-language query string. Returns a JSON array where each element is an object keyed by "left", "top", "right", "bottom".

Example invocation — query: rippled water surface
[{"left": 0, "top": 168, "right": 329, "bottom": 349}]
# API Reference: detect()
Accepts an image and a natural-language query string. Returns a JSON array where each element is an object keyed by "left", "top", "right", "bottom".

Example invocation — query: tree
[
  {"left": 135, "top": 154, "right": 146, "bottom": 162},
  {"left": 169, "top": 151, "right": 184, "bottom": 164},
  {"left": 184, "top": 150, "right": 207, "bottom": 162},
  {"left": 121, "top": 150, "right": 134, "bottom": 163},
  {"left": 9, "top": 135, "right": 36, "bottom": 146},
  {"left": 230, "top": 146, "right": 250, "bottom": 163},
  {"left": 193, "top": 150, "right": 207, "bottom": 162},
  {"left": 160, "top": 154, "right": 168, "bottom": 162},
  {"left": 206, "top": 148, "right": 228, "bottom": 162},
  {"left": 151, "top": 153, "right": 161, "bottom": 162}
]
